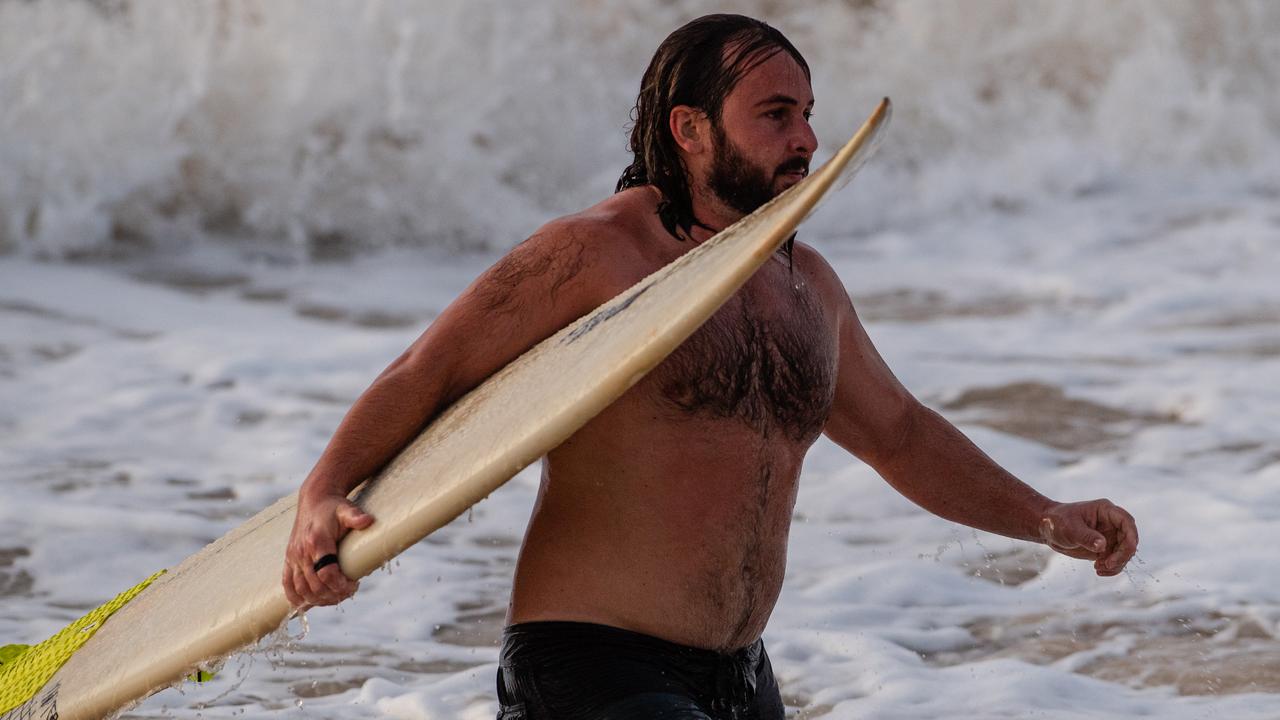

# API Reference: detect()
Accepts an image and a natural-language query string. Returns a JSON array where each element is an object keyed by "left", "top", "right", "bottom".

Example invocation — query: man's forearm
[
  {"left": 301, "top": 359, "right": 451, "bottom": 501},
  {"left": 876, "top": 404, "right": 1056, "bottom": 543}
]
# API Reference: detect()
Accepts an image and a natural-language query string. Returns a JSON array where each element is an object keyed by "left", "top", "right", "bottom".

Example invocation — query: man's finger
[
  {"left": 1103, "top": 507, "right": 1139, "bottom": 569},
  {"left": 306, "top": 533, "right": 353, "bottom": 597},
  {"left": 337, "top": 502, "right": 375, "bottom": 531},
  {"left": 1109, "top": 505, "right": 1139, "bottom": 546},
  {"left": 290, "top": 564, "right": 327, "bottom": 607},
  {"left": 317, "top": 564, "right": 356, "bottom": 597},
  {"left": 283, "top": 566, "right": 302, "bottom": 607},
  {"left": 301, "top": 559, "right": 335, "bottom": 603},
  {"left": 1057, "top": 519, "right": 1106, "bottom": 554}
]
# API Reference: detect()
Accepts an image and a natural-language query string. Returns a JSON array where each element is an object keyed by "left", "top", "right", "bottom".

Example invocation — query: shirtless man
[{"left": 282, "top": 14, "right": 1139, "bottom": 720}]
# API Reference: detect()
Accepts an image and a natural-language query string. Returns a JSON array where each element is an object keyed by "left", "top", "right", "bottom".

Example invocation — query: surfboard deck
[{"left": 4, "top": 98, "right": 891, "bottom": 720}]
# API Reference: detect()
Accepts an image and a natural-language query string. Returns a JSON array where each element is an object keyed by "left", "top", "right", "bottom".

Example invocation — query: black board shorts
[{"left": 496, "top": 620, "right": 785, "bottom": 720}]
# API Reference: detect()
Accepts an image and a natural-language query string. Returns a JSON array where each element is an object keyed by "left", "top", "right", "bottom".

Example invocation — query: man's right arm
[{"left": 283, "top": 220, "right": 621, "bottom": 608}]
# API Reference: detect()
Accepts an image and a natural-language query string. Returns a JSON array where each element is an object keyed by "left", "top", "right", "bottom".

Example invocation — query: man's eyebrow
[{"left": 753, "top": 94, "right": 815, "bottom": 108}]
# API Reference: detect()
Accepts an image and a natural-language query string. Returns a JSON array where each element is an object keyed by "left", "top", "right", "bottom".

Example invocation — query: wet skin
[{"left": 282, "top": 52, "right": 1139, "bottom": 651}]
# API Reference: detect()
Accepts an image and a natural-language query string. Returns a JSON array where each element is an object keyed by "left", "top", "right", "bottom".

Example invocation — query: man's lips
[{"left": 777, "top": 159, "right": 810, "bottom": 179}]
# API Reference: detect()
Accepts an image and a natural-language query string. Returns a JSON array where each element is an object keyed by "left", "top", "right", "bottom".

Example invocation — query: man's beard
[{"left": 707, "top": 125, "right": 808, "bottom": 217}]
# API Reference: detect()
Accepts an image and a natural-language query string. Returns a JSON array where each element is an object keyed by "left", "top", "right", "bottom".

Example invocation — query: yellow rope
[{"left": 0, "top": 570, "right": 165, "bottom": 715}]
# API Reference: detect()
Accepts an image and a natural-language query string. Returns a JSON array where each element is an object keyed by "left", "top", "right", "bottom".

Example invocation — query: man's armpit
[{"left": 475, "top": 233, "right": 587, "bottom": 315}]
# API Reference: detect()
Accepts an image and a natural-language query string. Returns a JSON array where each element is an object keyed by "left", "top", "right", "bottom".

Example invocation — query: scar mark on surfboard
[
  {"left": 1, "top": 681, "right": 59, "bottom": 720},
  {"left": 562, "top": 284, "right": 650, "bottom": 345}
]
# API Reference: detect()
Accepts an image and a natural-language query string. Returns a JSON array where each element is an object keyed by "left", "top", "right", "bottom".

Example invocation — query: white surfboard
[{"left": 4, "top": 98, "right": 891, "bottom": 720}]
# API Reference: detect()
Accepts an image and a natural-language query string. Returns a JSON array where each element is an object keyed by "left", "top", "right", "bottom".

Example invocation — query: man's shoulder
[
  {"left": 791, "top": 240, "right": 841, "bottom": 286},
  {"left": 791, "top": 240, "right": 854, "bottom": 315},
  {"left": 506, "top": 188, "right": 659, "bottom": 301},
  {"left": 529, "top": 188, "right": 659, "bottom": 269},
  {"left": 539, "top": 187, "right": 657, "bottom": 249}
]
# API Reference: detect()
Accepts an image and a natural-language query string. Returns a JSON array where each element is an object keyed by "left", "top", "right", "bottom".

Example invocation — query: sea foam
[{"left": 1, "top": 1, "right": 1276, "bottom": 258}]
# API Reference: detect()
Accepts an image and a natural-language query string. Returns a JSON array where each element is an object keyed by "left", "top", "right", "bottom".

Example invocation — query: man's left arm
[
  {"left": 860, "top": 402, "right": 1138, "bottom": 576},
  {"left": 805, "top": 247, "right": 1138, "bottom": 576}
]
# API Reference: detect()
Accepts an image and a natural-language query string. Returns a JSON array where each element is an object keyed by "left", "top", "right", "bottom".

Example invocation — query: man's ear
[{"left": 669, "top": 105, "right": 709, "bottom": 154}]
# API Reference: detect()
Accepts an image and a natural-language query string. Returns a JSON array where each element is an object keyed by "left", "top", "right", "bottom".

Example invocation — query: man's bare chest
[{"left": 647, "top": 262, "right": 837, "bottom": 442}]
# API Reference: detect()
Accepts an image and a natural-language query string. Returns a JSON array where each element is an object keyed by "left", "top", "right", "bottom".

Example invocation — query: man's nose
[{"left": 792, "top": 121, "right": 817, "bottom": 158}]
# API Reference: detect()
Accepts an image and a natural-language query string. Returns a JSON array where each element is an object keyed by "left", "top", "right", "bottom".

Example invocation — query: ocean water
[{"left": 2, "top": 1, "right": 1279, "bottom": 718}]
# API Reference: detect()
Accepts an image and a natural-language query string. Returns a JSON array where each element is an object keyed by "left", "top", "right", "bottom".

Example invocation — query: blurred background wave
[{"left": 1, "top": 0, "right": 1277, "bottom": 260}]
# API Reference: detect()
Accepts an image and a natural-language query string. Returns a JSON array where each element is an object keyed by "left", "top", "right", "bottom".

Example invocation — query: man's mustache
[{"left": 775, "top": 157, "right": 809, "bottom": 176}]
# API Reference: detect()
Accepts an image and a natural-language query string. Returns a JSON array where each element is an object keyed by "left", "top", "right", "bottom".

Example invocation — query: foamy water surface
[{"left": 3, "top": 178, "right": 1279, "bottom": 718}]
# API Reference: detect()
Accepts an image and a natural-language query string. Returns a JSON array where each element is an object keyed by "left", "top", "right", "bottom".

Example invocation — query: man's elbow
[
  {"left": 868, "top": 398, "right": 925, "bottom": 471},
  {"left": 825, "top": 395, "right": 925, "bottom": 470}
]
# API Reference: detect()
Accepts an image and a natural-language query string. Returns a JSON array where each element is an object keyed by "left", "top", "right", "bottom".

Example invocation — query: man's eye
[
  {"left": 766, "top": 109, "right": 786, "bottom": 120},
  {"left": 803, "top": 110, "right": 814, "bottom": 121}
]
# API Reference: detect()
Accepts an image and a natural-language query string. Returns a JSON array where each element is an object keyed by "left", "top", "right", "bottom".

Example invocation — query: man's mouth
[{"left": 776, "top": 160, "right": 809, "bottom": 180}]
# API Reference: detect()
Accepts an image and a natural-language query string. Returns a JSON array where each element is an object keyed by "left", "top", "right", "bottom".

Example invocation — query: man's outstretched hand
[{"left": 1038, "top": 499, "right": 1138, "bottom": 577}]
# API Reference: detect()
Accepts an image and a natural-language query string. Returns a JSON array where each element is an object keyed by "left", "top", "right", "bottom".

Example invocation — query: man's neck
[{"left": 686, "top": 182, "right": 745, "bottom": 243}]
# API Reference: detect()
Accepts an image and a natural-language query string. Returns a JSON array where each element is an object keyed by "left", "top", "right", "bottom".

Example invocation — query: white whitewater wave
[{"left": 1, "top": 0, "right": 1277, "bottom": 258}]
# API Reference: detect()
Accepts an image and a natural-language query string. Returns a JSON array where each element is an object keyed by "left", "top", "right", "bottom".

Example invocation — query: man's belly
[{"left": 505, "top": 421, "right": 805, "bottom": 652}]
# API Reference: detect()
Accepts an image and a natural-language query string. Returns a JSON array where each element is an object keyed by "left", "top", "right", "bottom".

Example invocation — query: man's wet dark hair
[{"left": 616, "top": 14, "right": 811, "bottom": 241}]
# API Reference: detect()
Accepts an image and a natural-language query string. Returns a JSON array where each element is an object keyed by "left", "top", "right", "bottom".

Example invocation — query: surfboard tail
[{"left": 0, "top": 570, "right": 165, "bottom": 717}]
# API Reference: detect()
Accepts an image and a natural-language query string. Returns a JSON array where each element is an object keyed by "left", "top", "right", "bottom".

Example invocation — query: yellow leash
[{"left": 0, "top": 570, "right": 165, "bottom": 714}]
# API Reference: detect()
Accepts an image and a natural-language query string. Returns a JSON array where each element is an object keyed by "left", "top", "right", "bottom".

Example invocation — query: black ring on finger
[{"left": 312, "top": 554, "right": 339, "bottom": 573}]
